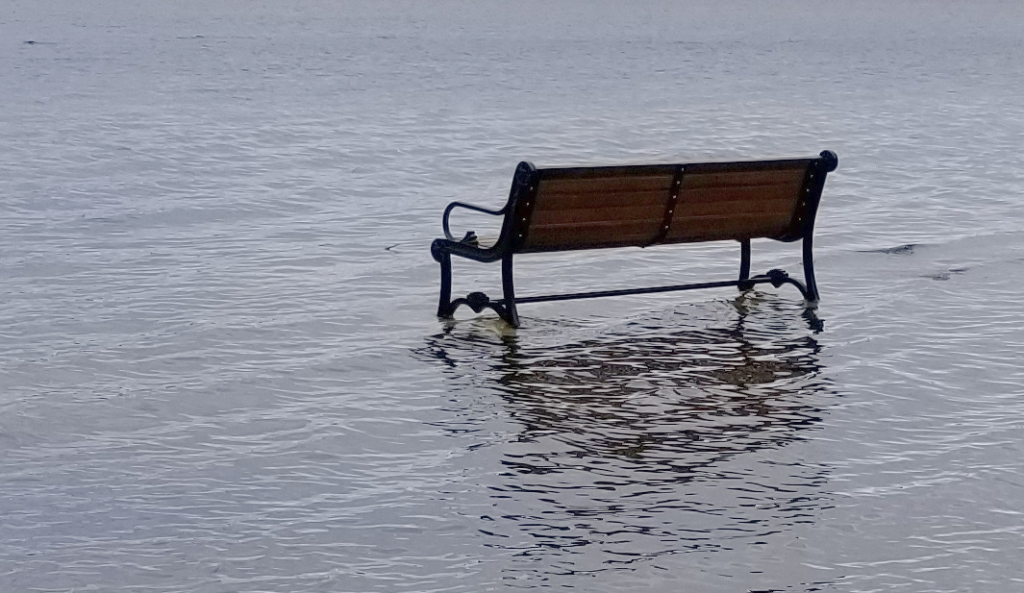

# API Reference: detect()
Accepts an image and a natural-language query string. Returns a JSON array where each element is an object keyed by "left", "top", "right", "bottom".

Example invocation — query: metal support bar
[
  {"left": 440, "top": 267, "right": 813, "bottom": 325},
  {"left": 494, "top": 272, "right": 803, "bottom": 306}
]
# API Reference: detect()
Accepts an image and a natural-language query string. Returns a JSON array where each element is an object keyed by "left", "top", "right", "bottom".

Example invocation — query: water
[{"left": 2, "top": 1, "right": 1024, "bottom": 591}]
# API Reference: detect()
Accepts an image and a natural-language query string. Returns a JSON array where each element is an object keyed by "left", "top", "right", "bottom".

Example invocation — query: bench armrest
[{"left": 442, "top": 201, "right": 508, "bottom": 241}]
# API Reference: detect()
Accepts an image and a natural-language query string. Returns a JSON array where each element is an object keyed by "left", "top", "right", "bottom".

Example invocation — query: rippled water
[{"left": 3, "top": 1, "right": 1024, "bottom": 591}]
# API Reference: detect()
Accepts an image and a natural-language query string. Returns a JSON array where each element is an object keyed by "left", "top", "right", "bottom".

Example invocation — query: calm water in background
[{"left": 2, "top": 1, "right": 1024, "bottom": 591}]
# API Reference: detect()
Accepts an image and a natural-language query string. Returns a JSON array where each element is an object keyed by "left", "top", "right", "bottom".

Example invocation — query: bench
[{"left": 430, "top": 150, "right": 838, "bottom": 328}]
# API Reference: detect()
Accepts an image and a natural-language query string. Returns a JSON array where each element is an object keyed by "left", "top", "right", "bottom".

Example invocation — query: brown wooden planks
[
  {"left": 663, "top": 164, "right": 807, "bottom": 242},
  {"left": 515, "top": 160, "right": 811, "bottom": 251},
  {"left": 519, "top": 169, "right": 676, "bottom": 251}
]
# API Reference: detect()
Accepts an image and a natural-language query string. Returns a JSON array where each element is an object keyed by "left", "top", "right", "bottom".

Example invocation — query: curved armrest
[{"left": 442, "top": 201, "right": 508, "bottom": 241}]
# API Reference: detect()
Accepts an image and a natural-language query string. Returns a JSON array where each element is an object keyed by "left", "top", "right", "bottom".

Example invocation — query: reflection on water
[{"left": 424, "top": 298, "right": 839, "bottom": 583}]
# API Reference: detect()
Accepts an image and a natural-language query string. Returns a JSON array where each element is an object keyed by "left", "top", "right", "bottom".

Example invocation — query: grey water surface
[{"left": 2, "top": 1, "right": 1024, "bottom": 591}]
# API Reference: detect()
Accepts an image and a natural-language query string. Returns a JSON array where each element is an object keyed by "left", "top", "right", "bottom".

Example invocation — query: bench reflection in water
[
  {"left": 423, "top": 302, "right": 839, "bottom": 571},
  {"left": 428, "top": 304, "right": 833, "bottom": 472}
]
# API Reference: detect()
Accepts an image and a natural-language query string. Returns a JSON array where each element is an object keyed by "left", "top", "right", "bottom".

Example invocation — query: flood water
[{"left": 2, "top": 1, "right": 1024, "bottom": 591}]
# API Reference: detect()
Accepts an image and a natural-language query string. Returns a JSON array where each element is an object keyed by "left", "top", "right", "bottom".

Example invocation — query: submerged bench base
[{"left": 438, "top": 257, "right": 813, "bottom": 328}]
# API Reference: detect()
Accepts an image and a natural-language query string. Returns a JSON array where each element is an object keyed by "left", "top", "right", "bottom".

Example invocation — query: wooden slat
[
  {"left": 539, "top": 173, "right": 676, "bottom": 195},
  {"left": 680, "top": 167, "right": 807, "bottom": 189},
  {"left": 532, "top": 189, "right": 667, "bottom": 211},
  {"left": 675, "top": 197, "right": 797, "bottom": 218},
  {"left": 664, "top": 213, "right": 794, "bottom": 242},
  {"left": 522, "top": 219, "right": 662, "bottom": 250},
  {"left": 531, "top": 204, "right": 665, "bottom": 226},
  {"left": 679, "top": 183, "right": 803, "bottom": 204}
]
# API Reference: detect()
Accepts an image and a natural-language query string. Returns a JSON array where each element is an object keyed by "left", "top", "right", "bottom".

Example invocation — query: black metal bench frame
[{"left": 430, "top": 151, "right": 838, "bottom": 328}]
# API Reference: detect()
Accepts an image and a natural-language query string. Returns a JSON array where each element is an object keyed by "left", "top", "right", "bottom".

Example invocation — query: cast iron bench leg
[
  {"left": 738, "top": 239, "right": 752, "bottom": 291},
  {"left": 437, "top": 250, "right": 454, "bottom": 318},
  {"left": 802, "top": 235, "right": 820, "bottom": 302},
  {"left": 501, "top": 254, "right": 520, "bottom": 328}
]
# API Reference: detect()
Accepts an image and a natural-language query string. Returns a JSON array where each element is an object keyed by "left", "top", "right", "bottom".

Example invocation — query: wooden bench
[{"left": 430, "top": 151, "right": 838, "bottom": 327}]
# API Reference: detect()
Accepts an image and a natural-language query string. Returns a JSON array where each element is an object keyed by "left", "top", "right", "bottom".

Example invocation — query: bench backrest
[{"left": 504, "top": 152, "right": 837, "bottom": 254}]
